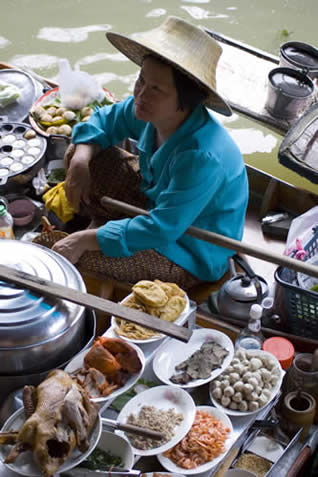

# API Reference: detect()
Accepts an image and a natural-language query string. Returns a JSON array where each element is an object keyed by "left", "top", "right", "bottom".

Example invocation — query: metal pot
[
  {"left": 265, "top": 67, "right": 315, "bottom": 120},
  {"left": 279, "top": 41, "right": 318, "bottom": 80},
  {"left": 0, "top": 121, "right": 47, "bottom": 193},
  {"left": 216, "top": 254, "right": 269, "bottom": 321},
  {"left": 0, "top": 240, "right": 87, "bottom": 375}
]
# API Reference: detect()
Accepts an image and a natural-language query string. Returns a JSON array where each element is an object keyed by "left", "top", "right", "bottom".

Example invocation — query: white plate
[
  {"left": 109, "top": 293, "right": 190, "bottom": 344},
  {"left": 157, "top": 405, "right": 235, "bottom": 475},
  {"left": 116, "top": 385, "right": 196, "bottom": 456},
  {"left": 209, "top": 349, "right": 285, "bottom": 416},
  {"left": 0, "top": 408, "right": 101, "bottom": 477},
  {"left": 64, "top": 341, "right": 145, "bottom": 403},
  {"left": 153, "top": 328, "right": 234, "bottom": 388}
]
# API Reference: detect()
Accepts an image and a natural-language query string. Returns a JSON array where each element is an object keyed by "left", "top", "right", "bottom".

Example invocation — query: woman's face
[{"left": 134, "top": 56, "right": 182, "bottom": 126}]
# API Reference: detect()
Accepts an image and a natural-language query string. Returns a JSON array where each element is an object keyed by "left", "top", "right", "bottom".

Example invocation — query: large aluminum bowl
[{"left": 0, "top": 240, "right": 87, "bottom": 375}]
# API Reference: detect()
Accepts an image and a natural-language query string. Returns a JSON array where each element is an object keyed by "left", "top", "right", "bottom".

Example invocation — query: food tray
[
  {"left": 275, "top": 226, "right": 318, "bottom": 339},
  {"left": 0, "top": 122, "right": 47, "bottom": 185}
]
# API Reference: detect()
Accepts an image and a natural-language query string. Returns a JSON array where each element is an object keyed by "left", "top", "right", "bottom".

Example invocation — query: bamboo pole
[{"left": 100, "top": 196, "right": 318, "bottom": 280}]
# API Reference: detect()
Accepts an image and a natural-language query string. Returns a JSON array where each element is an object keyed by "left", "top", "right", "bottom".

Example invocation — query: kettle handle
[
  {"left": 231, "top": 254, "right": 257, "bottom": 278},
  {"left": 231, "top": 254, "right": 263, "bottom": 304}
]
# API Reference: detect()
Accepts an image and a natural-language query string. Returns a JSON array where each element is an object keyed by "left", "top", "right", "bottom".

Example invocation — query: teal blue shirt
[{"left": 72, "top": 96, "right": 249, "bottom": 281}]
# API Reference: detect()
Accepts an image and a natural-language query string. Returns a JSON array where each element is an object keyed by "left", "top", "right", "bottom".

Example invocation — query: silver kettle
[{"left": 215, "top": 254, "right": 269, "bottom": 321}]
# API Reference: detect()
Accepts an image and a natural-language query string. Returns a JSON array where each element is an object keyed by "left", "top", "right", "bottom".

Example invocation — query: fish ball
[
  {"left": 239, "top": 400, "right": 248, "bottom": 412},
  {"left": 229, "top": 372, "right": 240, "bottom": 384},
  {"left": 212, "top": 387, "right": 222, "bottom": 400},
  {"left": 224, "top": 386, "right": 235, "bottom": 397},
  {"left": 230, "top": 401, "right": 238, "bottom": 410},
  {"left": 221, "top": 396, "right": 231, "bottom": 407},
  {"left": 233, "top": 381, "right": 244, "bottom": 392},
  {"left": 233, "top": 391, "right": 243, "bottom": 403},
  {"left": 249, "top": 401, "right": 260, "bottom": 411},
  {"left": 249, "top": 358, "right": 263, "bottom": 371}
]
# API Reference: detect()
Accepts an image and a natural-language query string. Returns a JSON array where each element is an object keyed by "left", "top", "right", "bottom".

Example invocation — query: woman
[{"left": 52, "top": 16, "right": 249, "bottom": 290}]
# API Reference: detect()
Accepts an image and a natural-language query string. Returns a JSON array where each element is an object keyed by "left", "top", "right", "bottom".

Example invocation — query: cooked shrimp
[{"left": 163, "top": 410, "right": 230, "bottom": 469}]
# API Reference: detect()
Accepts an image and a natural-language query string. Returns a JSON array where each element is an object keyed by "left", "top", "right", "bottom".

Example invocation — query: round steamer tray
[{"left": 0, "top": 122, "right": 46, "bottom": 185}]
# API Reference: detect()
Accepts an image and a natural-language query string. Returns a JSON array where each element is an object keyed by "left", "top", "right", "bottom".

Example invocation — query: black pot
[
  {"left": 265, "top": 67, "right": 315, "bottom": 120},
  {"left": 280, "top": 41, "right": 318, "bottom": 79}
]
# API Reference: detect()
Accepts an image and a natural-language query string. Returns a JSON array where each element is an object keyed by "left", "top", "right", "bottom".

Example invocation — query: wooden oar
[
  {"left": 100, "top": 196, "right": 318, "bottom": 280},
  {"left": 0, "top": 264, "right": 191, "bottom": 342}
]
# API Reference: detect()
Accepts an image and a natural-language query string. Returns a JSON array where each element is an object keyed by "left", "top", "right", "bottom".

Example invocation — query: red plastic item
[{"left": 262, "top": 336, "right": 295, "bottom": 369}]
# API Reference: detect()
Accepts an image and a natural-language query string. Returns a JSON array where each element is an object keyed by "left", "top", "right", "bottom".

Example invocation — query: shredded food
[
  {"left": 126, "top": 405, "right": 184, "bottom": 450},
  {"left": 163, "top": 410, "right": 230, "bottom": 469}
]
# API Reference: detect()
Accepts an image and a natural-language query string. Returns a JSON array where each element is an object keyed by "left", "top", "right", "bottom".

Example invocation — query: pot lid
[
  {"left": 0, "top": 240, "right": 86, "bottom": 349},
  {"left": 269, "top": 67, "right": 313, "bottom": 98},
  {"left": 223, "top": 275, "right": 268, "bottom": 302},
  {"left": 0, "top": 69, "right": 40, "bottom": 123}
]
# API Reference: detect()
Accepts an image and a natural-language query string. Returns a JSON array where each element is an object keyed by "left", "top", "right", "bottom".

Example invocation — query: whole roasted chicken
[{"left": 0, "top": 369, "right": 99, "bottom": 477}]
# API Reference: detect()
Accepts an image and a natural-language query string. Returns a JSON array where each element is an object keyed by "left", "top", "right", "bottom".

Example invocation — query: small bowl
[
  {"left": 8, "top": 198, "right": 36, "bottom": 226},
  {"left": 94, "top": 431, "right": 135, "bottom": 469}
]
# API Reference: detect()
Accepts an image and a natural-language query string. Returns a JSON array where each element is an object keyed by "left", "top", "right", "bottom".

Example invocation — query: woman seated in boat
[{"left": 52, "top": 16, "right": 249, "bottom": 291}]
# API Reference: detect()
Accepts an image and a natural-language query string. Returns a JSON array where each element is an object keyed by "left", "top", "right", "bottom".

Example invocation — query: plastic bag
[
  {"left": 58, "top": 59, "right": 105, "bottom": 110},
  {"left": 284, "top": 205, "right": 318, "bottom": 256}
]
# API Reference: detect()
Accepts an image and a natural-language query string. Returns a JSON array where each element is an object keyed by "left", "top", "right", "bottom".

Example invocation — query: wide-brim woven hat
[{"left": 106, "top": 16, "right": 232, "bottom": 116}]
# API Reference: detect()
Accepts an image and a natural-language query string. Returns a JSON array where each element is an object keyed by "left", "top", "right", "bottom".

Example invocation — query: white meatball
[
  {"left": 212, "top": 387, "right": 222, "bottom": 400},
  {"left": 243, "top": 371, "right": 253, "bottom": 382},
  {"left": 249, "top": 358, "right": 263, "bottom": 371},
  {"left": 239, "top": 400, "right": 249, "bottom": 412},
  {"left": 258, "top": 393, "right": 269, "bottom": 407},
  {"left": 230, "top": 401, "right": 238, "bottom": 410},
  {"left": 221, "top": 396, "right": 231, "bottom": 407},
  {"left": 229, "top": 372, "right": 240, "bottom": 384},
  {"left": 260, "top": 368, "right": 271, "bottom": 382},
  {"left": 220, "top": 379, "right": 230, "bottom": 389},
  {"left": 233, "top": 381, "right": 244, "bottom": 392},
  {"left": 233, "top": 391, "right": 243, "bottom": 403},
  {"left": 248, "top": 377, "right": 259, "bottom": 389},
  {"left": 243, "top": 383, "right": 253, "bottom": 394},
  {"left": 224, "top": 386, "right": 235, "bottom": 397},
  {"left": 249, "top": 400, "right": 260, "bottom": 411}
]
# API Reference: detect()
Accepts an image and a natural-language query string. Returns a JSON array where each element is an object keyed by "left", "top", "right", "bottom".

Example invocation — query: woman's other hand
[
  {"left": 64, "top": 143, "right": 97, "bottom": 212},
  {"left": 52, "top": 229, "right": 99, "bottom": 264}
]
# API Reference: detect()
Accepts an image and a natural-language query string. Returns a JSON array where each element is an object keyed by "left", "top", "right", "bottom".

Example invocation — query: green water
[{"left": 1, "top": 0, "right": 318, "bottom": 192}]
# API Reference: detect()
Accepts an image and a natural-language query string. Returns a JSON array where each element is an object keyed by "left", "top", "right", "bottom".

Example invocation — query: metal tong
[{"left": 101, "top": 417, "right": 165, "bottom": 440}]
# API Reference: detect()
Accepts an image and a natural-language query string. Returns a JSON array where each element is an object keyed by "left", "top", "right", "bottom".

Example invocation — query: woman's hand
[
  {"left": 52, "top": 229, "right": 99, "bottom": 264},
  {"left": 64, "top": 144, "right": 97, "bottom": 212}
]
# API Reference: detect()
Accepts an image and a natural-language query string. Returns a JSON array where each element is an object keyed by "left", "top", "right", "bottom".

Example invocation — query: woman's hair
[{"left": 143, "top": 54, "right": 209, "bottom": 111}]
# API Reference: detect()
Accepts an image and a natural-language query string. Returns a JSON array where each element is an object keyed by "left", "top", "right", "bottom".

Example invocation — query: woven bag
[{"left": 32, "top": 216, "right": 68, "bottom": 249}]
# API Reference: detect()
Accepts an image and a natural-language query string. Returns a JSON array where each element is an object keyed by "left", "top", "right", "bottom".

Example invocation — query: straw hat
[{"left": 106, "top": 16, "right": 232, "bottom": 116}]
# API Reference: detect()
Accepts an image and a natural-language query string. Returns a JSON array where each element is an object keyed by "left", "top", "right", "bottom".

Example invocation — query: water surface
[{"left": 1, "top": 0, "right": 318, "bottom": 191}]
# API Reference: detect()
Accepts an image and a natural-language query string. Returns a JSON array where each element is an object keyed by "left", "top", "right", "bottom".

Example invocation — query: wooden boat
[
  {"left": 1, "top": 60, "right": 318, "bottom": 352},
  {"left": 205, "top": 29, "right": 318, "bottom": 136}
]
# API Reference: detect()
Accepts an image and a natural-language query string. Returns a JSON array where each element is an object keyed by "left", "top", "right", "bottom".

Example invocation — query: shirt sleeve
[
  {"left": 71, "top": 96, "right": 144, "bottom": 149},
  {"left": 96, "top": 150, "right": 226, "bottom": 256}
]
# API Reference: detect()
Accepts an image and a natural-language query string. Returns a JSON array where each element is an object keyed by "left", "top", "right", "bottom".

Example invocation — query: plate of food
[
  {"left": 209, "top": 348, "right": 285, "bottom": 416},
  {"left": 152, "top": 328, "right": 234, "bottom": 388},
  {"left": 157, "top": 405, "right": 234, "bottom": 475},
  {"left": 109, "top": 280, "right": 190, "bottom": 344},
  {"left": 115, "top": 385, "right": 196, "bottom": 456},
  {"left": 29, "top": 86, "right": 115, "bottom": 137},
  {"left": 64, "top": 336, "right": 145, "bottom": 403},
  {"left": 0, "top": 370, "right": 101, "bottom": 477}
]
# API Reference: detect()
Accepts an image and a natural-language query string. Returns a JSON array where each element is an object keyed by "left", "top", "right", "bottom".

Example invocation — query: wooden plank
[{"left": 0, "top": 264, "right": 192, "bottom": 342}]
